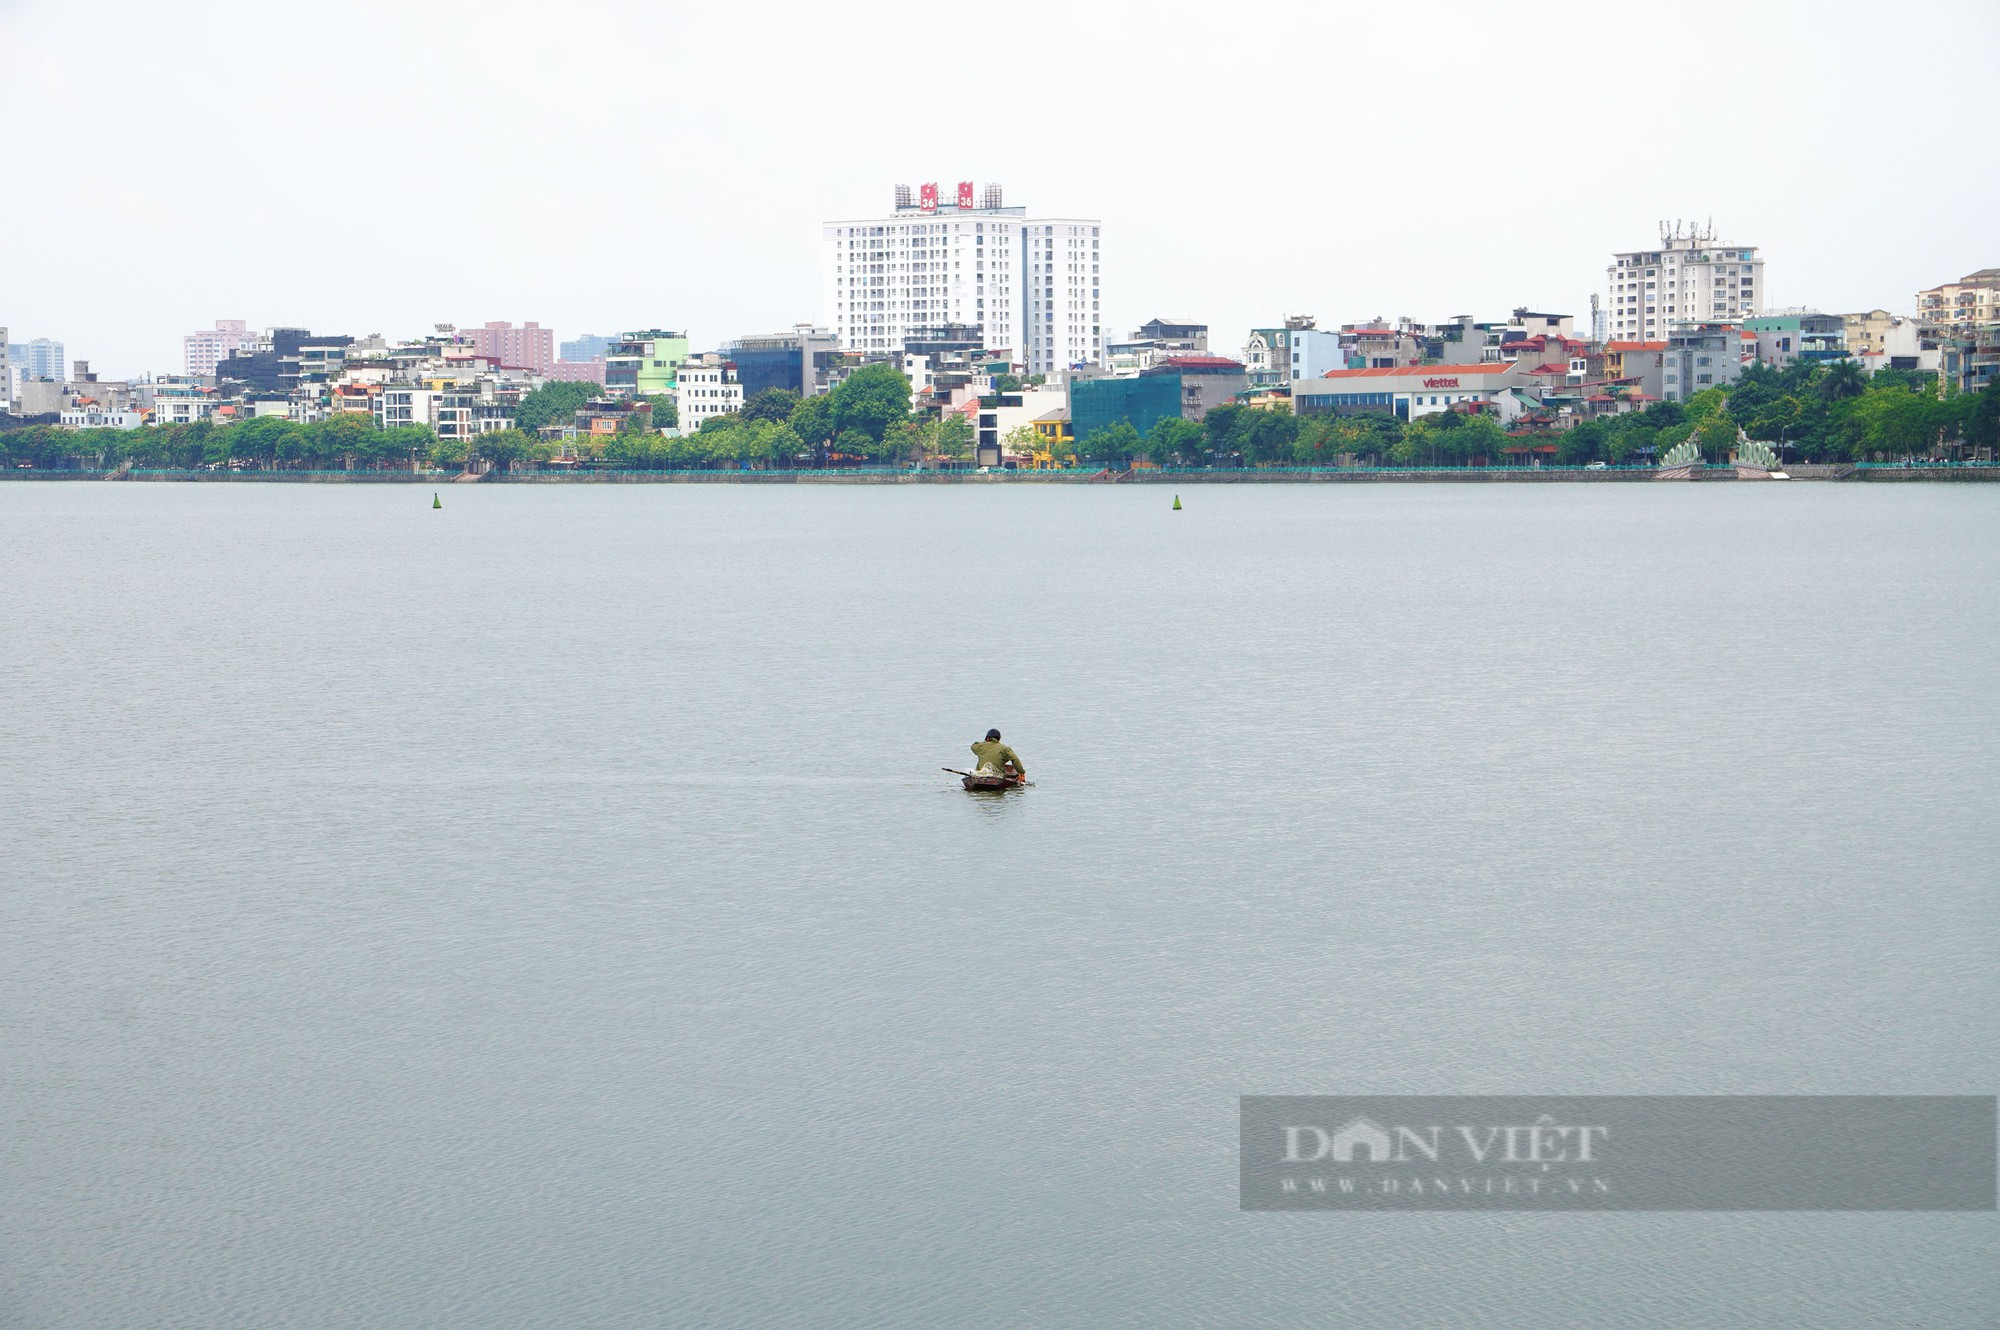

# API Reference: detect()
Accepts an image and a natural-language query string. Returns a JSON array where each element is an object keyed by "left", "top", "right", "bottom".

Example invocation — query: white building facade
[
  {"left": 674, "top": 354, "right": 742, "bottom": 432},
  {"left": 1286, "top": 328, "right": 1346, "bottom": 381},
  {"left": 60, "top": 406, "right": 144, "bottom": 429},
  {"left": 151, "top": 387, "right": 222, "bottom": 426},
  {"left": 822, "top": 181, "right": 1101, "bottom": 375},
  {"left": 1605, "top": 224, "right": 1763, "bottom": 341},
  {"left": 1292, "top": 362, "right": 1529, "bottom": 423}
]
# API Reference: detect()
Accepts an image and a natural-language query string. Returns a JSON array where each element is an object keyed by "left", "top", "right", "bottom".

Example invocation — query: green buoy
[
  {"left": 432, "top": 492, "right": 441, "bottom": 509},
  {"left": 1172, "top": 494, "right": 1182, "bottom": 511}
]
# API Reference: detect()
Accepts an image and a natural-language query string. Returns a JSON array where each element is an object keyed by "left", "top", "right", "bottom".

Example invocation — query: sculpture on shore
[
  {"left": 1659, "top": 439, "right": 1702, "bottom": 469},
  {"left": 1735, "top": 438, "right": 1779, "bottom": 470}
]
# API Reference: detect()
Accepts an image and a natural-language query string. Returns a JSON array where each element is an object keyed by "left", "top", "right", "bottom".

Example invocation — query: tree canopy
[
  {"left": 514, "top": 380, "right": 599, "bottom": 433},
  {"left": 828, "top": 364, "right": 911, "bottom": 443}
]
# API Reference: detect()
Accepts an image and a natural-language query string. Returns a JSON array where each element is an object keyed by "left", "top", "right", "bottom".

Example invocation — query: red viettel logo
[{"left": 1422, "top": 377, "right": 1461, "bottom": 389}]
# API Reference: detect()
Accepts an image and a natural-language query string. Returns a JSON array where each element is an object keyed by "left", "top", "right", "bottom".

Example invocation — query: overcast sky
[{"left": 4, "top": 0, "right": 1995, "bottom": 379}]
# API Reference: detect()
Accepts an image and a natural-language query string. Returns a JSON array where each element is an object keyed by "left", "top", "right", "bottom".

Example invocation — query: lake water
[{"left": 2, "top": 482, "right": 1995, "bottom": 1328}]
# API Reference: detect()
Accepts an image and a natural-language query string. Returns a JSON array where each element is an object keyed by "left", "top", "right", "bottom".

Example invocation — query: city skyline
[{"left": 2, "top": 1, "right": 1996, "bottom": 378}]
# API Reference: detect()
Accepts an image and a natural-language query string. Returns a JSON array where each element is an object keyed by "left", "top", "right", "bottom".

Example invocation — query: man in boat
[{"left": 970, "top": 728, "right": 1026, "bottom": 781}]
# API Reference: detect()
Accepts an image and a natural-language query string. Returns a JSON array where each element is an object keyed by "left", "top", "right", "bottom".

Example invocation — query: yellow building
[
  {"left": 1917, "top": 269, "right": 2000, "bottom": 338},
  {"left": 1032, "top": 411, "right": 1071, "bottom": 447}
]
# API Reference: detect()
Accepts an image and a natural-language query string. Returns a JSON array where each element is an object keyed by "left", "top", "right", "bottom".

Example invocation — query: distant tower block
[
  {"left": 981, "top": 182, "right": 1003, "bottom": 210},
  {"left": 894, "top": 183, "right": 913, "bottom": 209}
]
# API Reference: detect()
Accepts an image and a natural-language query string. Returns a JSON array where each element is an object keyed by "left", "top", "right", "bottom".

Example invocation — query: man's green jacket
[{"left": 970, "top": 739, "right": 1025, "bottom": 776}]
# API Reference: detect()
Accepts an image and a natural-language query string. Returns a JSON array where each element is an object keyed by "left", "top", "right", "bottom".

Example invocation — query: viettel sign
[{"left": 1422, "top": 377, "right": 1461, "bottom": 389}]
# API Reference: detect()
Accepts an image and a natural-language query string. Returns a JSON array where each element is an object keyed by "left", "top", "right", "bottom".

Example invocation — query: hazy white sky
[{"left": 4, "top": 0, "right": 1995, "bottom": 378}]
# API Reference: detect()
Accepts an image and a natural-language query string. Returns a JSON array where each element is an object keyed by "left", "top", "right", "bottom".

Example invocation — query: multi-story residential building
[
  {"left": 1284, "top": 329, "right": 1346, "bottom": 381},
  {"left": 674, "top": 353, "right": 741, "bottom": 431},
  {"left": 1743, "top": 311, "right": 1846, "bottom": 370},
  {"left": 1841, "top": 310, "right": 1928, "bottom": 374},
  {"left": 1602, "top": 342, "right": 1669, "bottom": 401},
  {"left": 823, "top": 181, "right": 1101, "bottom": 374},
  {"left": 1501, "top": 310, "right": 1576, "bottom": 345},
  {"left": 64, "top": 361, "right": 143, "bottom": 411},
  {"left": 549, "top": 359, "right": 608, "bottom": 385},
  {"left": 59, "top": 405, "right": 144, "bottom": 430},
  {"left": 970, "top": 384, "right": 1069, "bottom": 467},
  {"left": 1414, "top": 316, "right": 1494, "bottom": 366},
  {"left": 1939, "top": 341, "right": 2000, "bottom": 397},
  {"left": 16, "top": 378, "right": 66, "bottom": 416},
  {"left": 10, "top": 334, "right": 66, "bottom": 392},
  {"left": 1106, "top": 318, "right": 1210, "bottom": 376},
  {"left": 1132, "top": 318, "right": 1206, "bottom": 353},
  {"left": 605, "top": 330, "right": 689, "bottom": 397},
  {"left": 1915, "top": 269, "right": 2000, "bottom": 339},
  {"left": 152, "top": 383, "right": 224, "bottom": 426},
  {"left": 374, "top": 387, "right": 435, "bottom": 431},
  {"left": 183, "top": 320, "right": 255, "bottom": 377},
  {"left": 216, "top": 327, "right": 346, "bottom": 393},
  {"left": 1248, "top": 316, "right": 1399, "bottom": 383},
  {"left": 295, "top": 339, "right": 353, "bottom": 384},
  {"left": 0, "top": 327, "right": 9, "bottom": 408},
  {"left": 1244, "top": 318, "right": 1313, "bottom": 384},
  {"left": 463, "top": 320, "right": 554, "bottom": 375},
  {"left": 560, "top": 333, "right": 615, "bottom": 362},
  {"left": 1161, "top": 357, "right": 1250, "bottom": 420},
  {"left": 1661, "top": 324, "right": 1744, "bottom": 401},
  {"left": 1341, "top": 321, "right": 1426, "bottom": 370},
  {"left": 1605, "top": 223, "right": 1763, "bottom": 340}
]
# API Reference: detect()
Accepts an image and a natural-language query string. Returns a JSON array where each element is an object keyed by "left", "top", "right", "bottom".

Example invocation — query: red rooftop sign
[{"left": 1422, "top": 377, "right": 1461, "bottom": 389}]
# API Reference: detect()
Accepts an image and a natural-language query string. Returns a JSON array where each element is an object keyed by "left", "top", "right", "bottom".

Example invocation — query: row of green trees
[
  {"left": 1074, "top": 406, "right": 1515, "bottom": 468},
  {"left": 0, "top": 367, "right": 927, "bottom": 472},
  {"left": 0, "top": 414, "right": 445, "bottom": 471},
  {"left": 8, "top": 360, "right": 1994, "bottom": 472},
  {"left": 1070, "top": 364, "right": 2000, "bottom": 468}
]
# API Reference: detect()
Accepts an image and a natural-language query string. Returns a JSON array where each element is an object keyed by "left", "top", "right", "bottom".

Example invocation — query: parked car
[{"left": 1585, "top": 461, "right": 1608, "bottom": 470}]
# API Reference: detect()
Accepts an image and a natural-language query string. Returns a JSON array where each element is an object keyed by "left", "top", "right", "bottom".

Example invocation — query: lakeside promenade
[{"left": 5, "top": 464, "right": 1997, "bottom": 484}]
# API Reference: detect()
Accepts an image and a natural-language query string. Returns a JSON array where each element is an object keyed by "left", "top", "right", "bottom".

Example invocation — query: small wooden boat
[{"left": 944, "top": 767, "right": 1027, "bottom": 791}]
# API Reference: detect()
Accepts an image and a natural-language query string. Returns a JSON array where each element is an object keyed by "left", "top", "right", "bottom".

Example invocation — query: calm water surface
[{"left": 2, "top": 482, "right": 1995, "bottom": 1328}]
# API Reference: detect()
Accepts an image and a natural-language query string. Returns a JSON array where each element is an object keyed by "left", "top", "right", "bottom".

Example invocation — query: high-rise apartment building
[
  {"left": 822, "top": 181, "right": 1102, "bottom": 374},
  {"left": 10, "top": 334, "right": 66, "bottom": 385},
  {"left": 1605, "top": 223, "right": 1763, "bottom": 340},
  {"left": 463, "top": 320, "right": 554, "bottom": 375},
  {"left": 183, "top": 320, "right": 255, "bottom": 377},
  {"left": 560, "top": 333, "right": 614, "bottom": 363}
]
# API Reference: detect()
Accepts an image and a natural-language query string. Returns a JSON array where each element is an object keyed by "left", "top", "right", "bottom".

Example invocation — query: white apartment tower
[
  {"left": 823, "top": 181, "right": 1103, "bottom": 373},
  {"left": 1605, "top": 222, "right": 1763, "bottom": 340}
]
